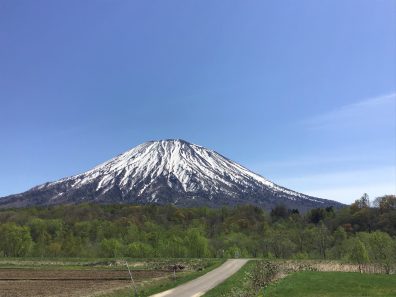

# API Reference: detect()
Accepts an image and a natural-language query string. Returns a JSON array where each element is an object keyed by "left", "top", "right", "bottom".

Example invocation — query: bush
[{"left": 250, "top": 261, "right": 279, "bottom": 291}]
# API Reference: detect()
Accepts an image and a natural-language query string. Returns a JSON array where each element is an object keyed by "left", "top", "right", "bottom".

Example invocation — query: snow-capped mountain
[{"left": 0, "top": 139, "right": 343, "bottom": 211}]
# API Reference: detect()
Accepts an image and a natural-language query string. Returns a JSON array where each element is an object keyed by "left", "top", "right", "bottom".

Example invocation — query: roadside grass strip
[{"left": 202, "top": 260, "right": 252, "bottom": 297}]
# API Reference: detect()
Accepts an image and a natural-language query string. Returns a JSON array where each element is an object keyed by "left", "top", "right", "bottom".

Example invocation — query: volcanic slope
[{"left": 0, "top": 139, "right": 343, "bottom": 211}]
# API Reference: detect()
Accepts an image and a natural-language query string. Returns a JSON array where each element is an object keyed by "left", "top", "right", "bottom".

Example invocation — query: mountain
[{"left": 0, "top": 139, "right": 343, "bottom": 211}]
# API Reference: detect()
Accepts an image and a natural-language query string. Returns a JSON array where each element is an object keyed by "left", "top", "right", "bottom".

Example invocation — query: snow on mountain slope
[{"left": 0, "top": 139, "right": 343, "bottom": 210}]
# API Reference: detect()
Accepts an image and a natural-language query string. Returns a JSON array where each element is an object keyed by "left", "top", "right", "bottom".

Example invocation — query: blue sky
[{"left": 0, "top": 1, "right": 395, "bottom": 204}]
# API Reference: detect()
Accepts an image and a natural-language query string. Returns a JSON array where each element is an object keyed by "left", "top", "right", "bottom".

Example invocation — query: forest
[{"left": 0, "top": 194, "right": 395, "bottom": 269}]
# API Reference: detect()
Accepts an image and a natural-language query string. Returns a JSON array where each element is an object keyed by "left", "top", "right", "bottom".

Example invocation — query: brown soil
[{"left": 0, "top": 269, "right": 169, "bottom": 297}]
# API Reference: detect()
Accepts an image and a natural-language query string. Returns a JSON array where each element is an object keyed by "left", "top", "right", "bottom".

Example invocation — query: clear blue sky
[{"left": 1, "top": 1, "right": 395, "bottom": 204}]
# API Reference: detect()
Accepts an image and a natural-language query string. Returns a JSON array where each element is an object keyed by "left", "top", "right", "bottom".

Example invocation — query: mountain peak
[
  {"left": 0, "top": 140, "right": 343, "bottom": 211},
  {"left": 147, "top": 139, "right": 191, "bottom": 144}
]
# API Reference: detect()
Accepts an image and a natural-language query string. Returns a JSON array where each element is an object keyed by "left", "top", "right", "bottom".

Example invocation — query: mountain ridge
[{"left": 0, "top": 139, "right": 344, "bottom": 211}]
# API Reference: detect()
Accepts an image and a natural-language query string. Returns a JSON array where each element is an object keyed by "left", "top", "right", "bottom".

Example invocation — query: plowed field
[{"left": 0, "top": 269, "right": 168, "bottom": 297}]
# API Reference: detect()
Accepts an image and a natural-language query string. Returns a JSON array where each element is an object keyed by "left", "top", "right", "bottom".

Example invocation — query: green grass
[
  {"left": 99, "top": 259, "right": 225, "bottom": 297},
  {"left": 264, "top": 271, "right": 396, "bottom": 297},
  {"left": 202, "top": 260, "right": 252, "bottom": 297},
  {"left": 0, "top": 257, "right": 218, "bottom": 270}
]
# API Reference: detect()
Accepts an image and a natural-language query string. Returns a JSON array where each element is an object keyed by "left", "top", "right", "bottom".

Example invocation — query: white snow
[{"left": 40, "top": 139, "right": 322, "bottom": 203}]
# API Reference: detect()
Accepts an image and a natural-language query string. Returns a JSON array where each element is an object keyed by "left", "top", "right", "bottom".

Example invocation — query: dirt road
[{"left": 150, "top": 259, "right": 248, "bottom": 297}]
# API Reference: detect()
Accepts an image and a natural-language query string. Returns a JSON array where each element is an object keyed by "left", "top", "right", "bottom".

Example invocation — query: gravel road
[{"left": 150, "top": 259, "right": 249, "bottom": 297}]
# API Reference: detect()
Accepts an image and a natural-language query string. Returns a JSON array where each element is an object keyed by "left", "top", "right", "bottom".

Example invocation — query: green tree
[
  {"left": 100, "top": 238, "right": 122, "bottom": 257},
  {"left": 307, "top": 208, "right": 326, "bottom": 224},
  {"left": 126, "top": 242, "right": 154, "bottom": 258},
  {"left": 266, "top": 228, "right": 296, "bottom": 258},
  {"left": 224, "top": 246, "right": 242, "bottom": 258},
  {"left": 186, "top": 228, "right": 210, "bottom": 258},
  {"left": 347, "top": 238, "right": 369, "bottom": 273},
  {"left": 270, "top": 205, "right": 288, "bottom": 221},
  {"left": 29, "top": 218, "right": 51, "bottom": 257},
  {"left": 0, "top": 223, "right": 32, "bottom": 257},
  {"left": 310, "top": 223, "right": 331, "bottom": 259},
  {"left": 158, "top": 235, "right": 188, "bottom": 258},
  {"left": 329, "top": 226, "right": 347, "bottom": 259},
  {"left": 366, "top": 231, "right": 395, "bottom": 274},
  {"left": 61, "top": 232, "right": 82, "bottom": 257},
  {"left": 48, "top": 242, "right": 62, "bottom": 257}
]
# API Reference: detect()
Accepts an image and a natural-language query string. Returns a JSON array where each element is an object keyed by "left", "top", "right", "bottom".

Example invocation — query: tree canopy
[{"left": 0, "top": 195, "right": 395, "bottom": 270}]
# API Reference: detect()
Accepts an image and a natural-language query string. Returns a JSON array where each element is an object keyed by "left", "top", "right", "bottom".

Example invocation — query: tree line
[{"left": 0, "top": 194, "right": 394, "bottom": 269}]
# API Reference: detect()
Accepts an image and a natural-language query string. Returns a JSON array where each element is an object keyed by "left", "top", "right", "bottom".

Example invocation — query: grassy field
[
  {"left": 264, "top": 271, "right": 396, "bottom": 297},
  {"left": 203, "top": 260, "right": 396, "bottom": 297}
]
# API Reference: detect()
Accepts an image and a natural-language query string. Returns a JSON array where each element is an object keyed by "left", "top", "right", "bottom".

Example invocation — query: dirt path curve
[{"left": 150, "top": 259, "right": 248, "bottom": 297}]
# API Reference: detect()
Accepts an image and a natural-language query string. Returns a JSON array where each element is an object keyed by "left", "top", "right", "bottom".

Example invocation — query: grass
[
  {"left": 98, "top": 259, "right": 225, "bottom": 297},
  {"left": 0, "top": 257, "right": 218, "bottom": 270},
  {"left": 264, "top": 271, "right": 396, "bottom": 297},
  {"left": 0, "top": 257, "right": 125, "bottom": 270},
  {"left": 202, "top": 260, "right": 252, "bottom": 297}
]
